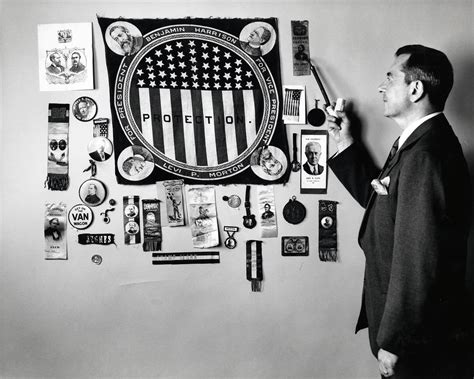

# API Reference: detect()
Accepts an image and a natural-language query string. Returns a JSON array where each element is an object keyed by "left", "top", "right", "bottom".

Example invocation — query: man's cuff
[{"left": 333, "top": 138, "right": 354, "bottom": 157}]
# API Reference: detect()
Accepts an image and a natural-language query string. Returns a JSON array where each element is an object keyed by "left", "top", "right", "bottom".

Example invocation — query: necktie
[
  {"left": 379, "top": 137, "right": 400, "bottom": 176},
  {"left": 388, "top": 137, "right": 399, "bottom": 162}
]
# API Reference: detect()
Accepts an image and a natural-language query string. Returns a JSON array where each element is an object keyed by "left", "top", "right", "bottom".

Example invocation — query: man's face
[
  {"left": 111, "top": 28, "right": 132, "bottom": 53},
  {"left": 88, "top": 184, "right": 96, "bottom": 195},
  {"left": 71, "top": 54, "right": 80, "bottom": 66},
  {"left": 78, "top": 102, "right": 89, "bottom": 117},
  {"left": 378, "top": 54, "right": 412, "bottom": 119},
  {"left": 130, "top": 158, "right": 145, "bottom": 175},
  {"left": 306, "top": 144, "right": 321, "bottom": 165},
  {"left": 248, "top": 27, "right": 264, "bottom": 45},
  {"left": 51, "top": 54, "right": 60, "bottom": 65}
]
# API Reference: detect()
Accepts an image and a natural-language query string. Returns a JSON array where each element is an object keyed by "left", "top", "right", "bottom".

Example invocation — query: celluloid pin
[
  {"left": 91, "top": 254, "right": 103, "bottom": 265},
  {"left": 222, "top": 194, "right": 241, "bottom": 208}
]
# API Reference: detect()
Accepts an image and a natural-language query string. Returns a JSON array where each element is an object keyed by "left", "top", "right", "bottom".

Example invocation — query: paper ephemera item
[
  {"left": 38, "top": 22, "right": 94, "bottom": 91},
  {"left": 186, "top": 186, "right": 219, "bottom": 248},
  {"left": 44, "top": 202, "right": 68, "bottom": 259}
]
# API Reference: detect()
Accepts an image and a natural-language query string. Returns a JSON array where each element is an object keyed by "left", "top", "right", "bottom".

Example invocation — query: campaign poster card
[{"left": 38, "top": 22, "right": 94, "bottom": 91}]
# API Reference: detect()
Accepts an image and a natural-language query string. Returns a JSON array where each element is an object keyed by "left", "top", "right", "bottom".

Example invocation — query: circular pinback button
[
  {"left": 73, "top": 96, "right": 97, "bottom": 122},
  {"left": 68, "top": 204, "right": 94, "bottom": 230},
  {"left": 87, "top": 136, "right": 113, "bottom": 162},
  {"left": 109, "top": 199, "right": 116, "bottom": 206},
  {"left": 91, "top": 254, "right": 102, "bottom": 265},
  {"left": 225, "top": 237, "right": 237, "bottom": 249},
  {"left": 79, "top": 178, "right": 107, "bottom": 207},
  {"left": 223, "top": 194, "right": 241, "bottom": 208}
]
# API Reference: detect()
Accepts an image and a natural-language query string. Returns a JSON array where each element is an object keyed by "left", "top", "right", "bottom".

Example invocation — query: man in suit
[
  {"left": 70, "top": 52, "right": 86, "bottom": 73},
  {"left": 46, "top": 52, "right": 65, "bottom": 75},
  {"left": 328, "top": 45, "right": 472, "bottom": 378},
  {"left": 303, "top": 141, "right": 324, "bottom": 175}
]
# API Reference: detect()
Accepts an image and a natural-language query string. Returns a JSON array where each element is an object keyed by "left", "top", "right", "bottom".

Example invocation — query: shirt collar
[{"left": 398, "top": 112, "right": 442, "bottom": 149}]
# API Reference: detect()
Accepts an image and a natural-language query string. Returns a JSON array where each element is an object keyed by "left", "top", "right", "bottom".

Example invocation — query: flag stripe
[
  {"left": 160, "top": 89, "right": 176, "bottom": 159},
  {"left": 201, "top": 91, "right": 218, "bottom": 166},
  {"left": 254, "top": 89, "right": 263, "bottom": 136},
  {"left": 243, "top": 90, "right": 257, "bottom": 147},
  {"left": 180, "top": 89, "right": 197, "bottom": 166},
  {"left": 149, "top": 88, "right": 164, "bottom": 152},
  {"left": 190, "top": 90, "right": 208, "bottom": 166},
  {"left": 130, "top": 84, "right": 142, "bottom": 132},
  {"left": 170, "top": 89, "right": 186, "bottom": 163},
  {"left": 232, "top": 90, "right": 248, "bottom": 155},
  {"left": 138, "top": 88, "right": 154, "bottom": 143},
  {"left": 222, "top": 91, "right": 238, "bottom": 161},
  {"left": 211, "top": 91, "right": 228, "bottom": 164}
]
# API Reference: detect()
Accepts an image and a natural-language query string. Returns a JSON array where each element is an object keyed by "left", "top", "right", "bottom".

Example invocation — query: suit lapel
[{"left": 358, "top": 114, "right": 447, "bottom": 243}]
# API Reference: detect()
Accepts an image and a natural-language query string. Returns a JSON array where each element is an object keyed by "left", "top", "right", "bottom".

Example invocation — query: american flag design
[
  {"left": 99, "top": 18, "right": 288, "bottom": 184},
  {"left": 130, "top": 39, "right": 262, "bottom": 168}
]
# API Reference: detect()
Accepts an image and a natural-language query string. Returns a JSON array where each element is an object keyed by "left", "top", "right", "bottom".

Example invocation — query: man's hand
[
  {"left": 378, "top": 348, "right": 398, "bottom": 377},
  {"left": 327, "top": 108, "right": 353, "bottom": 151}
]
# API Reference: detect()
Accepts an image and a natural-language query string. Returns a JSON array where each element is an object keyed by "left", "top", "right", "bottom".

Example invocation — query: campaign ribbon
[
  {"left": 246, "top": 240, "right": 263, "bottom": 292},
  {"left": 123, "top": 196, "right": 141, "bottom": 245},
  {"left": 44, "top": 202, "right": 68, "bottom": 259},
  {"left": 257, "top": 185, "right": 277, "bottom": 238},
  {"left": 142, "top": 199, "right": 162, "bottom": 251},
  {"left": 318, "top": 200, "right": 338, "bottom": 262},
  {"left": 78, "top": 233, "right": 116, "bottom": 245},
  {"left": 152, "top": 251, "right": 220, "bottom": 265},
  {"left": 45, "top": 104, "right": 70, "bottom": 190},
  {"left": 162, "top": 180, "right": 185, "bottom": 227}
]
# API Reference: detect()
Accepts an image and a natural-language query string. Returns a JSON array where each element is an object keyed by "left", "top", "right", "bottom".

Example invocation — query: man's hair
[
  {"left": 110, "top": 25, "right": 129, "bottom": 37},
  {"left": 395, "top": 44, "right": 453, "bottom": 110},
  {"left": 259, "top": 26, "right": 271, "bottom": 45},
  {"left": 305, "top": 141, "right": 321, "bottom": 153},
  {"left": 72, "top": 52, "right": 81, "bottom": 59},
  {"left": 49, "top": 53, "right": 59, "bottom": 62}
]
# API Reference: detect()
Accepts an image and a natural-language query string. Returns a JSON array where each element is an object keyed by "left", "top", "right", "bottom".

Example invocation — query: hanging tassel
[{"left": 45, "top": 173, "right": 69, "bottom": 191}]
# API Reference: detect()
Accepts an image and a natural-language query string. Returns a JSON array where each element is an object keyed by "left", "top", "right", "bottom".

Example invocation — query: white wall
[{"left": 1, "top": 1, "right": 472, "bottom": 377}]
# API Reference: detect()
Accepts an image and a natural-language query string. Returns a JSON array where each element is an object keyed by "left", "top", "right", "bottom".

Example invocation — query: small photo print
[{"left": 300, "top": 129, "right": 328, "bottom": 194}]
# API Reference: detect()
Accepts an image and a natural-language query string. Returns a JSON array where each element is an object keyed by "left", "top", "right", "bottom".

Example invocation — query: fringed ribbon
[
  {"left": 142, "top": 199, "right": 162, "bottom": 252},
  {"left": 246, "top": 240, "right": 263, "bottom": 292},
  {"left": 45, "top": 104, "right": 70, "bottom": 191},
  {"left": 318, "top": 200, "right": 338, "bottom": 262}
]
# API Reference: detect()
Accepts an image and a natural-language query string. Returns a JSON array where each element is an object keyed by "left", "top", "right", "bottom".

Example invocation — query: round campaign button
[
  {"left": 72, "top": 96, "right": 97, "bottom": 122},
  {"left": 68, "top": 204, "right": 94, "bottom": 230}
]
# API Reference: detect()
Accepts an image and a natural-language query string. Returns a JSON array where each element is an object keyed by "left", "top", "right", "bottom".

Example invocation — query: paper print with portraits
[
  {"left": 186, "top": 186, "right": 219, "bottom": 248},
  {"left": 300, "top": 130, "right": 328, "bottom": 194},
  {"left": 38, "top": 23, "right": 94, "bottom": 91},
  {"left": 98, "top": 17, "right": 289, "bottom": 185}
]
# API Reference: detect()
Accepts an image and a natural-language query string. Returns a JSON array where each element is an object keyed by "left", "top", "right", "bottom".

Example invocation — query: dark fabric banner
[{"left": 98, "top": 17, "right": 289, "bottom": 185}]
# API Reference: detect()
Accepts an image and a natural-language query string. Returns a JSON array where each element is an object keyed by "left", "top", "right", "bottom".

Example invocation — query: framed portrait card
[
  {"left": 38, "top": 22, "right": 94, "bottom": 91},
  {"left": 300, "top": 129, "right": 328, "bottom": 194}
]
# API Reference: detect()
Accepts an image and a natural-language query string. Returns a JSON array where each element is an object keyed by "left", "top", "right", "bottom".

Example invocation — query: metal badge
[
  {"left": 222, "top": 194, "right": 241, "bottom": 208},
  {"left": 224, "top": 226, "right": 239, "bottom": 249},
  {"left": 91, "top": 254, "right": 103, "bottom": 265},
  {"left": 283, "top": 196, "right": 306, "bottom": 224}
]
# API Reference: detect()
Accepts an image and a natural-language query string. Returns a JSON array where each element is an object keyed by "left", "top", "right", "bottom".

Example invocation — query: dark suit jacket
[
  {"left": 302, "top": 162, "right": 324, "bottom": 175},
  {"left": 329, "top": 114, "right": 472, "bottom": 358}
]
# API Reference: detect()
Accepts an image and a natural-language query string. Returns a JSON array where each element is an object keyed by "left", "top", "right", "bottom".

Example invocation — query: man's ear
[{"left": 409, "top": 80, "right": 425, "bottom": 103}]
